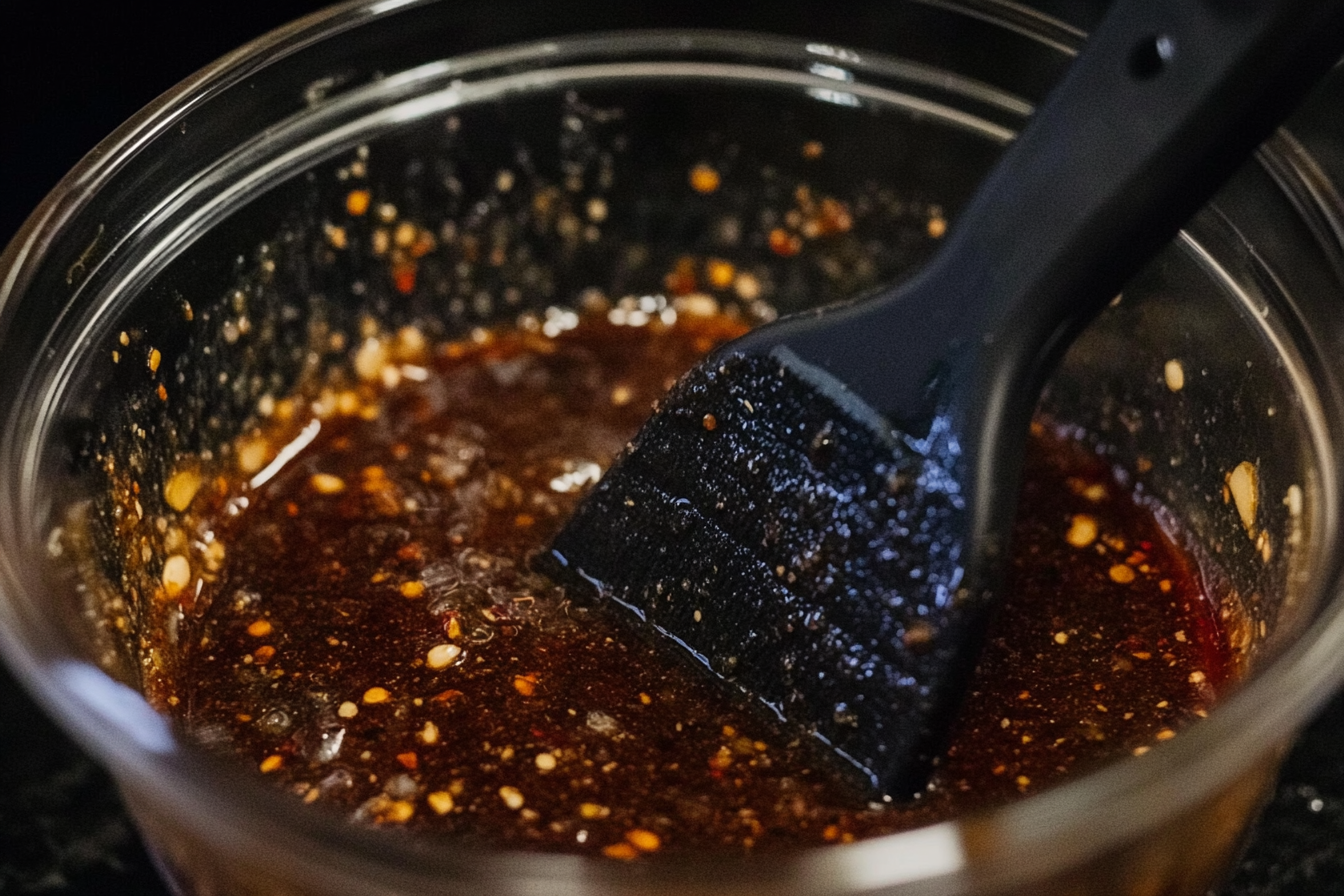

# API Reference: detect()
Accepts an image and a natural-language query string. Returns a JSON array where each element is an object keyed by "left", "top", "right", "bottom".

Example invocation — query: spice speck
[
  {"left": 164, "top": 470, "right": 203, "bottom": 512},
  {"left": 311, "top": 473, "right": 347, "bottom": 495},
  {"left": 346, "top": 189, "right": 371, "bottom": 216},
  {"left": 499, "top": 786, "right": 525, "bottom": 810},
  {"left": 626, "top": 829, "right": 662, "bottom": 852},
  {"left": 1108, "top": 564, "right": 1136, "bottom": 584},
  {"left": 1065, "top": 514, "right": 1098, "bottom": 548},
  {"left": 689, "top": 163, "right": 721, "bottom": 194}
]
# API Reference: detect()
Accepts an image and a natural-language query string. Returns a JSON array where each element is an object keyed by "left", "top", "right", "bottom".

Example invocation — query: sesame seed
[
  {"left": 161, "top": 555, "right": 191, "bottom": 598},
  {"left": 426, "top": 643, "right": 462, "bottom": 669}
]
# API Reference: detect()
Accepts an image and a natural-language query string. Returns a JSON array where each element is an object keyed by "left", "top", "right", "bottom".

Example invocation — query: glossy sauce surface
[{"left": 165, "top": 312, "right": 1231, "bottom": 856}]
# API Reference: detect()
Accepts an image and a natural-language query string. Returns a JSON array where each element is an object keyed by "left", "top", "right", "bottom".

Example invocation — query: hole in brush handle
[{"left": 1129, "top": 34, "right": 1176, "bottom": 79}]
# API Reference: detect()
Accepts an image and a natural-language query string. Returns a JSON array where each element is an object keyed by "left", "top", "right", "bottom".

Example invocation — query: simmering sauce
[{"left": 152, "top": 309, "right": 1231, "bottom": 856}]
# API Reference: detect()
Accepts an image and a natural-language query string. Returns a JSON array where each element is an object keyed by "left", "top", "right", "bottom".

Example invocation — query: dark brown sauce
[{"left": 162, "top": 311, "right": 1231, "bottom": 856}]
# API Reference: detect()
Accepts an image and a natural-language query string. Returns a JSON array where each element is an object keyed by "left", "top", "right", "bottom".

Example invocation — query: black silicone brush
[{"left": 543, "top": 1, "right": 1344, "bottom": 796}]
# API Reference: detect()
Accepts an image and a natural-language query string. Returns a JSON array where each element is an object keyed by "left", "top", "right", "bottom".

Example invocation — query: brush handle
[
  {"left": 730, "top": 0, "right": 1344, "bottom": 557},
  {"left": 934, "top": 0, "right": 1344, "bottom": 404},
  {"left": 749, "top": 0, "right": 1344, "bottom": 422},
  {"left": 934, "top": 0, "right": 1344, "bottom": 552}
]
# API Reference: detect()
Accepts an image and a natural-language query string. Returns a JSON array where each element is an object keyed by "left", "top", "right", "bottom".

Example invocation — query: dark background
[
  {"left": 0, "top": 0, "right": 1126, "bottom": 247},
  {"left": 2, "top": 2, "right": 1342, "bottom": 894}
]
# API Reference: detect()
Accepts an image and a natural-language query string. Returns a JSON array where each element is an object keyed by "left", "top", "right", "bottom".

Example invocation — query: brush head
[{"left": 541, "top": 350, "right": 986, "bottom": 795}]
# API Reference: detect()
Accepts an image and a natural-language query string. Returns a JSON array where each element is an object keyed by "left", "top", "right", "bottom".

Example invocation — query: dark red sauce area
[
  {"left": 934, "top": 429, "right": 1229, "bottom": 803},
  {"left": 166, "top": 314, "right": 1232, "bottom": 855}
]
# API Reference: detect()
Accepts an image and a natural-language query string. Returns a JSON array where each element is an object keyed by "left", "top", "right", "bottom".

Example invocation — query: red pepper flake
[
  {"left": 431, "top": 689, "right": 465, "bottom": 705},
  {"left": 396, "top": 751, "right": 419, "bottom": 770},
  {"left": 768, "top": 228, "right": 802, "bottom": 257},
  {"left": 410, "top": 230, "right": 436, "bottom": 259},
  {"left": 708, "top": 745, "right": 733, "bottom": 770},
  {"left": 815, "top": 197, "right": 853, "bottom": 235},
  {"left": 392, "top": 262, "right": 417, "bottom": 295},
  {"left": 664, "top": 256, "right": 699, "bottom": 296},
  {"left": 482, "top": 605, "right": 513, "bottom": 624},
  {"left": 441, "top": 612, "right": 463, "bottom": 639}
]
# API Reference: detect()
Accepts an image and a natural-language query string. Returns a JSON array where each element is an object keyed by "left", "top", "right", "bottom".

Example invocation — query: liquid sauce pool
[{"left": 166, "top": 311, "right": 1231, "bottom": 856}]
